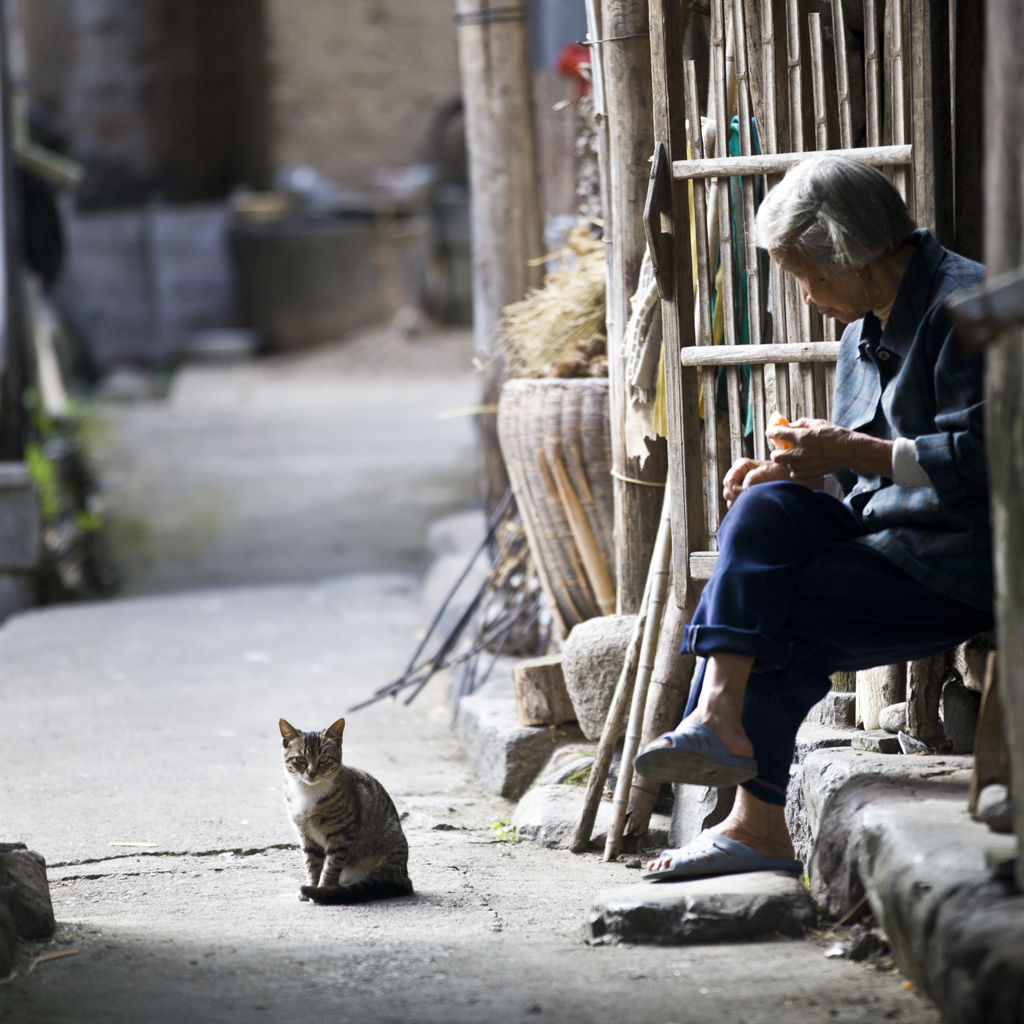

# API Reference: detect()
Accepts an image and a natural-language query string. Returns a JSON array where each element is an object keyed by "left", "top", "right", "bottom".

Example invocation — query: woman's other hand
[
  {"left": 768, "top": 417, "right": 893, "bottom": 479},
  {"left": 722, "top": 459, "right": 791, "bottom": 507}
]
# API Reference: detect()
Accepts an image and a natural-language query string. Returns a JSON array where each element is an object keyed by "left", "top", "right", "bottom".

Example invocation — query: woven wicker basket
[{"left": 498, "top": 378, "right": 614, "bottom": 637}]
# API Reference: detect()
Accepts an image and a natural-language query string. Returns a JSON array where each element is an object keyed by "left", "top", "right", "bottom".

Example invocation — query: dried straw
[{"left": 498, "top": 223, "right": 607, "bottom": 380}]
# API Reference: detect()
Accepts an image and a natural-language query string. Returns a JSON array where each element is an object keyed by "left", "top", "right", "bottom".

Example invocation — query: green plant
[{"left": 489, "top": 816, "right": 517, "bottom": 844}]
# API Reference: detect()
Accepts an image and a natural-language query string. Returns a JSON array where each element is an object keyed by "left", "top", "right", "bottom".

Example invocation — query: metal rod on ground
[
  {"left": 603, "top": 486, "right": 673, "bottom": 862},
  {"left": 568, "top": 552, "right": 655, "bottom": 854}
]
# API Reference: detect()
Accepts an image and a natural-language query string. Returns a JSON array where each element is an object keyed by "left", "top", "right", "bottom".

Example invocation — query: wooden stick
[
  {"left": 621, "top": 575, "right": 695, "bottom": 851},
  {"left": 683, "top": 62, "right": 720, "bottom": 544},
  {"left": 864, "top": 0, "right": 881, "bottom": 147},
  {"left": 568, "top": 552, "right": 653, "bottom": 853},
  {"left": 711, "top": 0, "right": 743, "bottom": 467},
  {"left": 888, "top": 0, "right": 908, "bottom": 199},
  {"left": 671, "top": 143, "right": 912, "bottom": 180},
  {"left": 679, "top": 341, "right": 840, "bottom": 366},
  {"left": 830, "top": 0, "right": 853, "bottom": 149},
  {"left": 604, "top": 488, "right": 673, "bottom": 861},
  {"left": 808, "top": 14, "right": 829, "bottom": 151},
  {"left": 733, "top": 0, "right": 766, "bottom": 460},
  {"left": 551, "top": 460, "right": 616, "bottom": 615}
]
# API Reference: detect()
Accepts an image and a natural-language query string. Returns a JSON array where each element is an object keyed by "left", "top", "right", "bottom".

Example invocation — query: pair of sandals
[{"left": 633, "top": 720, "right": 803, "bottom": 882}]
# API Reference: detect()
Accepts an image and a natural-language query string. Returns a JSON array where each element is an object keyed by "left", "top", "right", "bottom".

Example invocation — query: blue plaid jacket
[{"left": 832, "top": 229, "right": 991, "bottom": 612}]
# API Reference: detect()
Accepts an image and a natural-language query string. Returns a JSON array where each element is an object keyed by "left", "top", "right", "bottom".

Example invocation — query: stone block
[
  {"left": 878, "top": 702, "right": 907, "bottom": 733},
  {"left": 807, "top": 691, "right": 856, "bottom": 728},
  {"left": 0, "top": 464, "right": 39, "bottom": 572},
  {"left": 0, "top": 844, "right": 55, "bottom": 940},
  {"left": 561, "top": 614, "right": 635, "bottom": 740},
  {"left": 976, "top": 784, "right": 1013, "bottom": 833},
  {"left": 455, "top": 693, "right": 584, "bottom": 800},
  {"left": 856, "top": 664, "right": 905, "bottom": 730},
  {"left": 0, "top": 904, "right": 15, "bottom": 981},
  {"left": 668, "top": 784, "right": 734, "bottom": 848},
  {"left": 587, "top": 873, "right": 817, "bottom": 945},
  {"left": 941, "top": 678, "right": 981, "bottom": 755},
  {"left": 513, "top": 655, "right": 576, "bottom": 726},
  {"left": 952, "top": 634, "right": 995, "bottom": 693},
  {"left": 851, "top": 730, "right": 901, "bottom": 754},
  {"left": 794, "top": 722, "right": 855, "bottom": 762}
]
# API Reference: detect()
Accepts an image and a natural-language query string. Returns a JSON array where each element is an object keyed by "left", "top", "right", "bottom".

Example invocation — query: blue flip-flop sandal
[
  {"left": 632, "top": 720, "right": 758, "bottom": 787},
  {"left": 642, "top": 831, "right": 803, "bottom": 882}
]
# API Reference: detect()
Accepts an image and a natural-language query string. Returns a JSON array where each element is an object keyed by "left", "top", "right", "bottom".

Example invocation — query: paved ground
[
  {"left": 87, "top": 328, "right": 481, "bottom": 594},
  {"left": 0, "top": 331, "right": 943, "bottom": 1022}
]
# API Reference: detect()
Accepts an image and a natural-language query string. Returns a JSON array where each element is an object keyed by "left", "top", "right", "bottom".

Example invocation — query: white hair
[{"left": 755, "top": 155, "right": 916, "bottom": 270}]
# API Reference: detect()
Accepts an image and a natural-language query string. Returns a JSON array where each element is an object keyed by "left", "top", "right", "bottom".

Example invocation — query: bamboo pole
[
  {"left": 454, "top": 0, "right": 543, "bottom": 515},
  {"left": 888, "top": 0, "right": 908, "bottom": 200},
  {"left": 683, "top": 63, "right": 720, "bottom": 545},
  {"left": 864, "top": 0, "right": 881, "bottom": 147},
  {"left": 830, "top": 0, "right": 853, "bottom": 149},
  {"left": 679, "top": 341, "right": 840, "bottom": 366},
  {"left": 568, "top": 560, "right": 653, "bottom": 853},
  {"left": 710, "top": 0, "right": 743, "bottom": 467},
  {"left": 620, "top": 573, "right": 695, "bottom": 851},
  {"left": 600, "top": 0, "right": 666, "bottom": 616},
  {"left": 733, "top": 0, "right": 766, "bottom": 460},
  {"left": 604, "top": 488, "right": 673, "bottom": 861},
  {"left": 671, "top": 143, "right": 913, "bottom": 179},
  {"left": 808, "top": 14, "right": 837, "bottom": 347}
]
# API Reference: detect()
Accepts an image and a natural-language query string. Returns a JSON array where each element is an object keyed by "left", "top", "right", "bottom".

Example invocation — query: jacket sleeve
[{"left": 912, "top": 310, "right": 988, "bottom": 506}]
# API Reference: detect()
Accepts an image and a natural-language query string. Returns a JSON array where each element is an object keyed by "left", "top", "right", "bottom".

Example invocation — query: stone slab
[
  {"left": 587, "top": 872, "right": 817, "bottom": 945},
  {"left": 794, "top": 722, "right": 855, "bottom": 762},
  {"left": 0, "top": 844, "right": 55, "bottom": 940},
  {"left": 0, "top": 903, "right": 15, "bottom": 980},
  {"left": 851, "top": 730, "right": 901, "bottom": 754},
  {"left": 512, "top": 783, "right": 670, "bottom": 851},
  {"left": 806, "top": 691, "right": 857, "bottom": 728},
  {"left": 455, "top": 692, "right": 584, "bottom": 801}
]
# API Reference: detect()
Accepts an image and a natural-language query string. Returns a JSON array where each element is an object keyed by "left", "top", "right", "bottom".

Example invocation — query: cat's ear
[
  {"left": 279, "top": 719, "right": 301, "bottom": 745},
  {"left": 324, "top": 717, "right": 346, "bottom": 741}
]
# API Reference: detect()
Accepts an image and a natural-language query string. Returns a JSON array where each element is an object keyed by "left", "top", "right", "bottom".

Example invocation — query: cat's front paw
[{"left": 297, "top": 888, "right": 311, "bottom": 902}]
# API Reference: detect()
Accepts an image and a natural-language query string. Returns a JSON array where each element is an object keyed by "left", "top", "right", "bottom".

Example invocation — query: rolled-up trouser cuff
[
  {"left": 682, "top": 622, "right": 792, "bottom": 672},
  {"left": 741, "top": 775, "right": 790, "bottom": 807}
]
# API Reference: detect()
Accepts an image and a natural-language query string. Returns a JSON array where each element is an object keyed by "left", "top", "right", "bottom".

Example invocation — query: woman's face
[{"left": 772, "top": 249, "right": 876, "bottom": 324}]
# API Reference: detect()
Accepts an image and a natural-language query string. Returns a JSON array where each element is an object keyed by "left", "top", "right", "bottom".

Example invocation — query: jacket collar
[{"left": 857, "top": 229, "right": 944, "bottom": 359}]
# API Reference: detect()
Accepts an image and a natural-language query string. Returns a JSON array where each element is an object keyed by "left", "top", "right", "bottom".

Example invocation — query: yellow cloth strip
[{"left": 436, "top": 404, "right": 499, "bottom": 420}]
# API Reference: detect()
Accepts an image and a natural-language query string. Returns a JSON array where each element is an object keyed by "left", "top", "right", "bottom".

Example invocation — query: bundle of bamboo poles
[{"left": 569, "top": 485, "right": 697, "bottom": 858}]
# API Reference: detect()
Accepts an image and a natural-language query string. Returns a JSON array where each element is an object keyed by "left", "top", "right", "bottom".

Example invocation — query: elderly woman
[{"left": 635, "top": 155, "right": 992, "bottom": 880}]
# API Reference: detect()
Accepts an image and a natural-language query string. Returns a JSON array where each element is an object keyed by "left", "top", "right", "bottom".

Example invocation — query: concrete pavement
[{"left": 0, "top": 577, "right": 940, "bottom": 1023}]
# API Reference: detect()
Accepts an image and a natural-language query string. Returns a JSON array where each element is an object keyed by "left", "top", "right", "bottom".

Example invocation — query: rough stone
[
  {"left": 952, "top": 634, "right": 996, "bottom": 693},
  {"left": 0, "top": 903, "right": 15, "bottom": 981},
  {"left": 512, "top": 783, "right": 671, "bottom": 851},
  {"left": 561, "top": 614, "right": 635, "bottom": 740},
  {"left": 668, "top": 784, "right": 735, "bottom": 848},
  {"left": 976, "top": 784, "right": 1014, "bottom": 833},
  {"left": 587, "top": 873, "right": 817, "bottom": 945},
  {"left": 851, "top": 730, "right": 901, "bottom": 754},
  {"left": 513, "top": 655, "right": 576, "bottom": 726},
  {"left": 794, "top": 722, "right": 855, "bottom": 762},
  {"left": 878, "top": 702, "right": 907, "bottom": 733},
  {"left": 941, "top": 678, "right": 981, "bottom": 754},
  {"left": 807, "top": 691, "right": 857, "bottom": 728},
  {"left": 455, "top": 692, "right": 584, "bottom": 800},
  {"left": 856, "top": 664, "right": 905, "bottom": 730},
  {"left": 0, "top": 844, "right": 55, "bottom": 940}
]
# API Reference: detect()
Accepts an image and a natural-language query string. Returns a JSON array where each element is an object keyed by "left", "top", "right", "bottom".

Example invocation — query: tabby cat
[{"left": 280, "top": 717, "right": 413, "bottom": 905}]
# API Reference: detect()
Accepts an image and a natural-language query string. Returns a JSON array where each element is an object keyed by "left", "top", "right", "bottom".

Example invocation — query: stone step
[{"left": 587, "top": 872, "right": 817, "bottom": 945}]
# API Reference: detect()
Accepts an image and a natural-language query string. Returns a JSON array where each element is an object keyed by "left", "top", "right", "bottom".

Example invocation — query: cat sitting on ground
[{"left": 280, "top": 717, "right": 413, "bottom": 905}]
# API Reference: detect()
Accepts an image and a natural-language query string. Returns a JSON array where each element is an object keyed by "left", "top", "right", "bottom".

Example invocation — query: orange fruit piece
[{"left": 768, "top": 412, "right": 794, "bottom": 450}]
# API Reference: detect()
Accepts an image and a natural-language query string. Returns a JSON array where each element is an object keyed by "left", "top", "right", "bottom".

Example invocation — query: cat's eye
[{"left": 318, "top": 756, "right": 332, "bottom": 766}]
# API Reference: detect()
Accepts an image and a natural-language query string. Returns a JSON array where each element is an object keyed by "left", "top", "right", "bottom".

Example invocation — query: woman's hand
[
  {"left": 768, "top": 417, "right": 893, "bottom": 479},
  {"left": 722, "top": 459, "right": 791, "bottom": 507}
]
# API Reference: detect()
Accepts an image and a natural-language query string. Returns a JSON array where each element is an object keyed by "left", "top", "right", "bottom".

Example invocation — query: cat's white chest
[{"left": 285, "top": 775, "right": 331, "bottom": 819}]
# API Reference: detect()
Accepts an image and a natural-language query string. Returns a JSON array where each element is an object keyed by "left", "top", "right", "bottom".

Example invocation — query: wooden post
[
  {"left": 982, "top": 0, "right": 1024, "bottom": 892},
  {"left": 454, "top": 0, "right": 544, "bottom": 515},
  {"left": 600, "top": 0, "right": 668, "bottom": 615},
  {"left": 908, "top": 0, "right": 953, "bottom": 245}
]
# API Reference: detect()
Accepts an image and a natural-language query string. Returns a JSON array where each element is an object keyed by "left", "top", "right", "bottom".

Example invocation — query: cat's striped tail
[{"left": 301, "top": 878, "right": 413, "bottom": 905}]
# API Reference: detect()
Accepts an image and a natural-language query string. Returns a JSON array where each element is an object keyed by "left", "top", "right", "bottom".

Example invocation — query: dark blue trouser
[{"left": 680, "top": 482, "right": 992, "bottom": 805}]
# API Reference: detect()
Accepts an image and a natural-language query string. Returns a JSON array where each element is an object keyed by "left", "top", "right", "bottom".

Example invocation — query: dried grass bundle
[{"left": 499, "top": 224, "right": 607, "bottom": 380}]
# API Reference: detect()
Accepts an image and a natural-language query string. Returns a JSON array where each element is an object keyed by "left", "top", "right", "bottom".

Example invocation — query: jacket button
[{"left": 878, "top": 350, "right": 890, "bottom": 361}]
